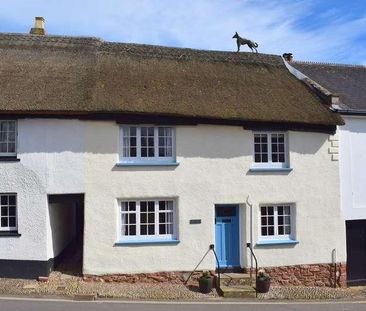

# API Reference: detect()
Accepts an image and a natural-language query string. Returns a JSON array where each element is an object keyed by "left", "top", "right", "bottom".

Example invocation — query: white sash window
[
  {"left": 0, "top": 194, "right": 17, "bottom": 232},
  {"left": 120, "top": 126, "right": 175, "bottom": 164},
  {"left": 119, "top": 199, "right": 176, "bottom": 241},
  {"left": 252, "top": 132, "right": 289, "bottom": 168},
  {"left": 0, "top": 120, "right": 17, "bottom": 157}
]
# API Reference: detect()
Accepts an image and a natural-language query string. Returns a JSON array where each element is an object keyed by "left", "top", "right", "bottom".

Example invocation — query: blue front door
[{"left": 215, "top": 205, "right": 240, "bottom": 268}]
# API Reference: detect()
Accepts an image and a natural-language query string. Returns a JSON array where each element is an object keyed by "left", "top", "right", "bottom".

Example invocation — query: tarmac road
[{"left": 0, "top": 297, "right": 366, "bottom": 311}]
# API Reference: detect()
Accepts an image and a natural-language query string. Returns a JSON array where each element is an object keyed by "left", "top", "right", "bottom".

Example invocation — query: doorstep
[{"left": 215, "top": 272, "right": 256, "bottom": 298}]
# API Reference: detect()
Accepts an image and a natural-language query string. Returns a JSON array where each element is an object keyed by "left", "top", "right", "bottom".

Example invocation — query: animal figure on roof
[{"left": 232, "top": 32, "right": 258, "bottom": 53}]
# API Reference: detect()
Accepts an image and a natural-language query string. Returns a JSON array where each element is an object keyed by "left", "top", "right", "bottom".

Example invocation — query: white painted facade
[
  {"left": 0, "top": 119, "right": 85, "bottom": 262},
  {"left": 0, "top": 119, "right": 346, "bottom": 274},
  {"left": 339, "top": 115, "right": 366, "bottom": 220}
]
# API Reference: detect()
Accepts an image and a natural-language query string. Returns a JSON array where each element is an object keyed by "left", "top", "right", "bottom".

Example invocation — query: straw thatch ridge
[{"left": 0, "top": 33, "right": 343, "bottom": 128}]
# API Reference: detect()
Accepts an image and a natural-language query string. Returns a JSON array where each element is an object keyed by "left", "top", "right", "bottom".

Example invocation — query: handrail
[
  {"left": 184, "top": 244, "right": 220, "bottom": 289},
  {"left": 210, "top": 244, "right": 221, "bottom": 289},
  {"left": 246, "top": 242, "right": 258, "bottom": 298}
]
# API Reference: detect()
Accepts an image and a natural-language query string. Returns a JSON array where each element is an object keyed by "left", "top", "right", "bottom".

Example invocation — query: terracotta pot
[
  {"left": 199, "top": 277, "right": 213, "bottom": 294},
  {"left": 256, "top": 279, "right": 271, "bottom": 293}
]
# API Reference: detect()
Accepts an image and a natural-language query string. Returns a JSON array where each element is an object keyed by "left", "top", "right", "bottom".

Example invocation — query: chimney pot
[
  {"left": 30, "top": 16, "right": 46, "bottom": 35},
  {"left": 331, "top": 94, "right": 340, "bottom": 105},
  {"left": 282, "top": 53, "right": 293, "bottom": 62}
]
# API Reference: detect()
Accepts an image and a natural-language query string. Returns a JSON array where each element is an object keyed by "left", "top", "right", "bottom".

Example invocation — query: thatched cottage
[{"left": 0, "top": 20, "right": 346, "bottom": 288}]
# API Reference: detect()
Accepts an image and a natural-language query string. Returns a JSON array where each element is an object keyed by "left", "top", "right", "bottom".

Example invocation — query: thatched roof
[{"left": 0, "top": 33, "right": 343, "bottom": 127}]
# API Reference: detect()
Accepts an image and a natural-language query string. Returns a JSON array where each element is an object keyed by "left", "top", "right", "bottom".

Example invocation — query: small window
[
  {"left": 0, "top": 194, "right": 17, "bottom": 232},
  {"left": 260, "top": 204, "right": 294, "bottom": 240},
  {"left": 120, "top": 126, "right": 175, "bottom": 164},
  {"left": 119, "top": 199, "right": 176, "bottom": 241},
  {"left": 0, "top": 120, "right": 17, "bottom": 157},
  {"left": 253, "top": 132, "right": 288, "bottom": 168}
]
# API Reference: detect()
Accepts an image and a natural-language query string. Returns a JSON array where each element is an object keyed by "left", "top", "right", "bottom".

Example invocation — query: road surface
[{"left": 0, "top": 297, "right": 365, "bottom": 311}]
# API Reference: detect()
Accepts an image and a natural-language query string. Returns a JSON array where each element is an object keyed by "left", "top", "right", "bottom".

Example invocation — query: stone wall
[
  {"left": 84, "top": 263, "right": 347, "bottom": 288},
  {"left": 263, "top": 263, "right": 347, "bottom": 287},
  {"left": 83, "top": 271, "right": 215, "bottom": 285},
  {"left": 328, "top": 132, "right": 339, "bottom": 161}
]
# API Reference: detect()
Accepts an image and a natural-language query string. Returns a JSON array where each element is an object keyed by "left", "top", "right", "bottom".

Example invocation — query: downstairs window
[
  {"left": 259, "top": 204, "right": 295, "bottom": 241},
  {"left": 119, "top": 199, "right": 176, "bottom": 242},
  {"left": 0, "top": 194, "right": 17, "bottom": 232}
]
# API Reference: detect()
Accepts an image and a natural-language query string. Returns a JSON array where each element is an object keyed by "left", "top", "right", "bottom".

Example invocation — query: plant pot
[
  {"left": 199, "top": 277, "right": 213, "bottom": 294},
  {"left": 256, "top": 279, "right": 271, "bottom": 293}
]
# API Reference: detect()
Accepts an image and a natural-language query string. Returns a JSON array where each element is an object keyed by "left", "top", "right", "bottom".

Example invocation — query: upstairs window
[
  {"left": 0, "top": 194, "right": 17, "bottom": 232},
  {"left": 253, "top": 132, "right": 288, "bottom": 168},
  {"left": 120, "top": 126, "right": 175, "bottom": 164},
  {"left": 0, "top": 121, "right": 17, "bottom": 157}
]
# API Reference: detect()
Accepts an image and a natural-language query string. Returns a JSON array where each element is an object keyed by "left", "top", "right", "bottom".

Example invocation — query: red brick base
[
  {"left": 83, "top": 263, "right": 347, "bottom": 288},
  {"left": 261, "top": 263, "right": 347, "bottom": 288},
  {"left": 83, "top": 271, "right": 210, "bottom": 285}
]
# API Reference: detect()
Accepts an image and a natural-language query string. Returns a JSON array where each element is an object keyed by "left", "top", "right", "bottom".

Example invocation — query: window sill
[
  {"left": 116, "top": 162, "right": 179, "bottom": 167},
  {"left": 0, "top": 231, "right": 21, "bottom": 237},
  {"left": 0, "top": 157, "right": 20, "bottom": 162},
  {"left": 114, "top": 239, "right": 180, "bottom": 246},
  {"left": 249, "top": 167, "right": 292, "bottom": 173},
  {"left": 256, "top": 239, "right": 299, "bottom": 246}
]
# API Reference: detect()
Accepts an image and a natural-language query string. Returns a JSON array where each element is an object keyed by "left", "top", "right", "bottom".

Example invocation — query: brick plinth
[
  {"left": 261, "top": 263, "right": 347, "bottom": 287},
  {"left": 83, "top": 263, "right": 347, "bottom": 288},
  {"left": 83, "top": 271, "right": 214, "bottom": 285}
]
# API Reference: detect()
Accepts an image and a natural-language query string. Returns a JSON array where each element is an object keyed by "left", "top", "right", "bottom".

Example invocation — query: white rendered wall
[
  {"left": 0, "top": 161, "right": 48, "bottom": 260},
  {"left": 82, "top": 122, "right": 346, "bottom": 274},
  {"left": 339, "top": 116, "right": 366, "bottom": 220},
  {"left": 18, "top": 119, "right": 86, "bottom": 195},
  {"left": 0, "top": 119, "right": 345, "bottom": 270},
  {"left": 0, "top": 119, "right": 85, "bottom": 261}
]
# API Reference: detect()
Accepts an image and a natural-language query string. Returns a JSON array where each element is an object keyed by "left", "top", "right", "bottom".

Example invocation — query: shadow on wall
[
  {"left": 289, "top": 131, "right": 327, "bottom": 156},
  {"left": 112, "top": 165, "right": 178, "bottom": 172},
  {"left": 48, "top": 194, "right": 84, "bottom": 259},
  {"left": 18, "top": 119, "right": 118, "bottom": 154},
  {"left": 19, "top": 120, "right": 328, "bottom": 160},
  {"left": 177, "top": 126, "right": 252, "bottom": 159},
  {"left": 253, "top": 243, "right": 297, "bottom": 250},
  {"left": 176, "top": 127, "right": 327, "bottom": 159},
  {"left": 342, "top": 117, "right": 366, "bottom": 134}
]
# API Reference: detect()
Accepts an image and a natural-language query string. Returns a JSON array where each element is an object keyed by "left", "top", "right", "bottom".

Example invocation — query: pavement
[
  {"left": 3, "top": 271, "right": 365, "bottom": 301},
  {"left": 0, "top": 272, "right": 219, "bottom": 300},
  {"left": 0, "top": 297, "right": 366, "bottom": 311}
]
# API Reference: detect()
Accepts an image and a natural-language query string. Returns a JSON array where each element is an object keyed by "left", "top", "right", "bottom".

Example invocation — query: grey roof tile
[{"left": 291, "top": 61, "right": 366, "bottom": 111}]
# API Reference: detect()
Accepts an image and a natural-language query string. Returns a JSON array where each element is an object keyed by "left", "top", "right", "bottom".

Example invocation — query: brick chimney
[
  {"left": 282, "top": 53, "right": 293, "bottom": 62},
  {"left": 30, "top": 17, "right": 46, "bottom": 35}
]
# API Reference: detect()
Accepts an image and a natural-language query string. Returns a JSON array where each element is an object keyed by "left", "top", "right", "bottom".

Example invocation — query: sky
[{"left": 0, "top": 0, "right": 365, "bottom": 65}]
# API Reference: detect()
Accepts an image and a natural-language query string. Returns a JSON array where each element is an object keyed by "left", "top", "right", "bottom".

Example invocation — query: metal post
[
  {"left": 246, "top": 242, "right": 258, "bottom": 298},
  {"left": 210, "top": 244, "right": 220, "bottom": 289}
]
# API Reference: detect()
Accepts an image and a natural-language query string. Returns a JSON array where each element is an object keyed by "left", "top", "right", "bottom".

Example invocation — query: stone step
[
  {"left": 218, "top": 284, "right": 256, "bottom": 298},
  {"left": 218, "top": 273, "right": 253, "bottom": 286}
]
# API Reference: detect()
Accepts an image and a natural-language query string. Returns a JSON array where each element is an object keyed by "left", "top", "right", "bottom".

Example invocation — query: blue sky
[{"left": 0, "top": 0, "right": 365, "bottom": 64}]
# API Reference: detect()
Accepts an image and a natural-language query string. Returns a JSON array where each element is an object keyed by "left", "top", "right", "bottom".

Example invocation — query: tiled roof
[{"left": 291, "top": 61, "right": 366, "bottom": 111}]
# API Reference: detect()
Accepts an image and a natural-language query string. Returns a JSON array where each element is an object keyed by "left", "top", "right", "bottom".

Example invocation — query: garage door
[{"left": 346, "top": 220, "right": 366, "bottom": 286}]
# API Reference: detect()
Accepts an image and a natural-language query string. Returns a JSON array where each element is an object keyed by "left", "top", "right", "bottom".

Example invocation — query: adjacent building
[{"left": 290, "top": 61, "right": 366, "bottom": 285}]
